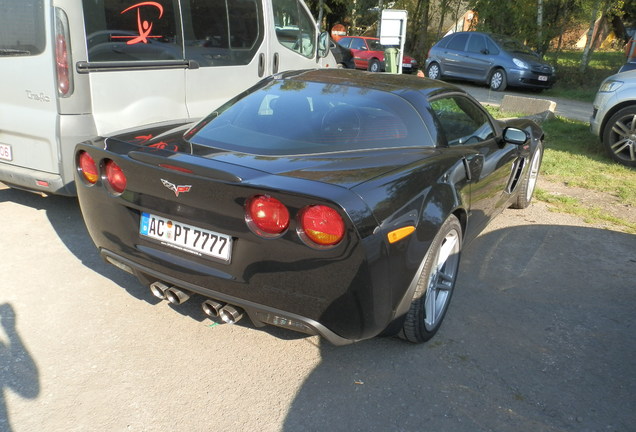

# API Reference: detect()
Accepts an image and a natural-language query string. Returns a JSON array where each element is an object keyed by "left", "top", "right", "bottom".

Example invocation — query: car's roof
[{"left": 275, "top": 68, "right": 461, "bottom": 98}]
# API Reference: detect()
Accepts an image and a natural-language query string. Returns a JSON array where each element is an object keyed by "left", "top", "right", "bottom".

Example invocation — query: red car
[{"left": 337, "top": 36, "right": 417, "bottom": 73}]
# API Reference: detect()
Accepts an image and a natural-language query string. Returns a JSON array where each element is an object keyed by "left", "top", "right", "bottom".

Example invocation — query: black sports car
[{"left": 75, "top": 69, "right": 544, "bottom": 345}]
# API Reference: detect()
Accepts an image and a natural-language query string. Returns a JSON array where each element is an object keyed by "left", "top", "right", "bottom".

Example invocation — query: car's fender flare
[{"left": 390, "top": 182, "right": 466, "bottom": 322}]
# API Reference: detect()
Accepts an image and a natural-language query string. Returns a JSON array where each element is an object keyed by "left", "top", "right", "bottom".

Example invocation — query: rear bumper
[
  {"left": 101, "top": 249, "right": 357, "bottom": 345},
  {"left": 0, "top": 162, "right": 75, "bottom": 196}
]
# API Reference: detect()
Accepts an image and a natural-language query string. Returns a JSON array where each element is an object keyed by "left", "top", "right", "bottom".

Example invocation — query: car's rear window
[
  {"left": 190, "top": 78, "right": 432, "bottom": 155},
  {"left": 0, "top": 0, "right": 46, "bottom": 56}
]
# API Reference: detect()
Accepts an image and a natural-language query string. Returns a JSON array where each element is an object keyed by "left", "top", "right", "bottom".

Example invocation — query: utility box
[
  {"left": 380, "top": 9, "right": 407, "bottom": 74},
  {"left": 384, "top": 47, "right": 399, "bottom": 73}
]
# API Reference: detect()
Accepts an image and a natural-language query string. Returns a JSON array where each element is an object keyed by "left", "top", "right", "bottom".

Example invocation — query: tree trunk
[
  {"left": 413, "top": 0, "right": 431, "bottom": 58},
  {"left": 579, "top": 0, "right": 600, "bottom": 73},
  {"left": 537, "top": 0, "right": 544, "bottom": 55}
]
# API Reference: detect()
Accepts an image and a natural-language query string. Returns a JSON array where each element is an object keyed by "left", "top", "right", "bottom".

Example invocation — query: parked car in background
[
  {"left": 75, "top": 69, "right": 544, "bottom": 345},
  {"left": 337, "top": 36, "right": 417, "bottom": 73},
  {"left": 590, "top": 70, "right": 636, "bottom": 167},
  {"left": 619, "top": 35, "right": 636, "bottom": 73},
  {"left": 425, "top": 31, "right": 556, "bottom": 91},
  {"left": 330, "top": 41, "right": 355, "bottom": 69}
]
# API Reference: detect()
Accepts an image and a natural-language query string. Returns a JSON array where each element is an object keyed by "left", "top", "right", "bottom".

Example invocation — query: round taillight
[
  {"left": 104, "top": 159, "right": 127, "bottom": 194},
  {"left": 245, "top": 195, "right": 290, "bottom": 237},
  {"left": 78, "top": 151, "right": 98, "bottom": 184},
  {"left": 299, "top": 205, "right": 345, "bottom": 247}
]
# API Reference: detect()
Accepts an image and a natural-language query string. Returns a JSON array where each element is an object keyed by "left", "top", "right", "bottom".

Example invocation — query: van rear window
[
  {"left": 83, "top": 0, "right": 181, "bottom": 62},
  {"left": 0, "top": 0, "right": 46, "bottom": 56}
]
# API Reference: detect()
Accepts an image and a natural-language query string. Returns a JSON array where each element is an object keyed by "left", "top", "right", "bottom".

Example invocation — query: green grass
[
  {"left": 535, "top": 188, "right": 636, "bottom": 234},
  {"left": 541, "top": 50, "right": 626, "bottom": 102},
  {"left": 539, "top": 117, "right": 636, "bottom": 206},
  {"left": 489, "top": 108, "right": 636, "bottom": 233}
]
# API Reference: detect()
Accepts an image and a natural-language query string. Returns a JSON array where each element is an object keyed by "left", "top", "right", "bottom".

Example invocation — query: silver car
[
  {"left": 425, "top": 31, "right": 556, "bottom": 92},
  {"left": 590, "top": 70, "right": 636, "bottom": 167}
]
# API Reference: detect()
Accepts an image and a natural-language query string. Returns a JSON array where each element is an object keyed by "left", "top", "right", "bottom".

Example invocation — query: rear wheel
[
  {"left": 368, "top": 59, "right": 381, "bottom": 73},
  {"left": 399, "top": 215, "right": 462, "bottom": 343},
  {"left": 511, "top": 142, "right": 543, "bottom": 209},
  {"left": 601, "top": 106, "right": 636, "bottom": 167},
  {"left": 489, "top": 68, "right": 507, "bottom": 91},
  {"left": 426, "top": 62, "right": 441, "bottom": 80}
]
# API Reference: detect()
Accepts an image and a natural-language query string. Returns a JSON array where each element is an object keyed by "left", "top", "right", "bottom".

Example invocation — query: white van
[{"left": 0, "top": 0, "right": 336, "bottom": 196}]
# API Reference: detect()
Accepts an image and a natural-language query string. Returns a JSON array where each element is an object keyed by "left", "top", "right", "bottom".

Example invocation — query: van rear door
[
  {"left": 181, "top": 0, "right": 269, "bottom": 118},
  {"left": 182, "top": 0, "right": 334, "bottom": 119},
  {"left": 79, "top": 0, "right": 188, "bottom": 135},
  {"left": 269, "top": 0, "right": 325, "bottom": 74},
  {"left": 0, "top": 0, "right": 60, "bottom": 181}
]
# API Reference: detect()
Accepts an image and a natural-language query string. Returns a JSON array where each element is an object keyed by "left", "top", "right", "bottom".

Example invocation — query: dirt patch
[{"left": 537, "top": 177, "right": 636, "bottom": 230}]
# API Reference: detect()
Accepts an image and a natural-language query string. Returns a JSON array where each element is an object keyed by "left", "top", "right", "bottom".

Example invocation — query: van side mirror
[
  {"left": 503, "top": 127, "right": 529, "bottom": 145},
  {"left": 318, "top": 32, "right": 330, "bottom": 58}
]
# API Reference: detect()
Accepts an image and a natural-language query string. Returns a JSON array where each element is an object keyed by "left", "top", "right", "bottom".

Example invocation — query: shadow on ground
[
  {"left": 2, "top": 187, "right": 634, "bottom": 431},
  {"left": 282, "top": 224, "right": 636, "bottom": 432}
]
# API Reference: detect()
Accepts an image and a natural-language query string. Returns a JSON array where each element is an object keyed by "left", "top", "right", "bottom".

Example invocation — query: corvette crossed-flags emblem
[{"left": 161, "top": 179, "right": 192, "bottom": 196}]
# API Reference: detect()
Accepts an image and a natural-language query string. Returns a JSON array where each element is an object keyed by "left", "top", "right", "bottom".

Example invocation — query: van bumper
[{"left": 0, "top": 162, "right": 75, "bottom": 196}]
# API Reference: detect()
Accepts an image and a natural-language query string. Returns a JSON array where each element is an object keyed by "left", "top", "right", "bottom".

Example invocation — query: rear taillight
[
  {"left": 245, "top": 195, "right": 290, "bottom": 237},
  {"left": 54, "top": 8, "right": 73, "bottom": 97},
  {"left": 78, "top": 151, "right": 98, "bottom": 184},
  {"left": 104, "top": 160, "right": 127, "bottom": 194},
  {"left": 298, "top": 205, "right": 345, "bottom": 247}
]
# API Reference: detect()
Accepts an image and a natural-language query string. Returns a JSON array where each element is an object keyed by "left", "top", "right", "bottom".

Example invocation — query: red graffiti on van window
[{"left": 112, "top": 2, "right": 164, "bottom": 45}]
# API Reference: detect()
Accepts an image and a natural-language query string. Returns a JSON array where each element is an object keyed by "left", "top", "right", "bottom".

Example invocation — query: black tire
[
  {"left": 489, "top": 68, "right": 507, "bottom": 91},
  {"left": 368, "top": 59, "right": 381, "bottom": 73},
  {"left": 601, "top": 106, "right": 636, "bottom": 167},
  {"left": 426, "top": 62, "right": 441, "bottom": 80},
  {"left": 399, "top": 215, "right": 462, "bottom": 343},
  {"left": 511, "top": 141, "right": 544, "bottom": 209}
]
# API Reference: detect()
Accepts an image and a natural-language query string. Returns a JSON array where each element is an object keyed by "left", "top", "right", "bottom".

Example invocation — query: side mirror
[
  {"left": 318, "top": 32, "right": 330, "bottom": 58},
  {"left": 503, "top": 127, "right": 529, "bottom": 145}
]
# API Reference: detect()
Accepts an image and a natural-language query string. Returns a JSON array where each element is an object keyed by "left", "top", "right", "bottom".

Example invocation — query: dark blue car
[{"left": 425, "top": 31, "right": 556, "bottom": 91}]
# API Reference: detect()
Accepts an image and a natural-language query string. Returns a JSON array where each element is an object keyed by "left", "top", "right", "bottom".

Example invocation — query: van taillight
[{"left": 54, "top": 8, "right": 73, "bottom": 97}]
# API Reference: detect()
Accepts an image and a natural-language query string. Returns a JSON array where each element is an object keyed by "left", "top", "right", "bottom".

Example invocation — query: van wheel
[
  {"left": 368, "top": 59, "right": 381, "bottom": 73},
  {"left": 489, "top": 69, "right": 507, "bottom": 91}
]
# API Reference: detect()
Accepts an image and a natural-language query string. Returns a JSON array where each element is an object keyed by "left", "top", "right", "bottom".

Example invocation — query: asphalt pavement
[
  {"left": 456, "top": 82, "right": 593, "bottom": 123},
  {"left": 1, "top": 178, "right": 634, "bottom": 431}
]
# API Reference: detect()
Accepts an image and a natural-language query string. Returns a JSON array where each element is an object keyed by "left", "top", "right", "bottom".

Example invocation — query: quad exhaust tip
[
  {"left": 150, "top": 281, "right": 169, "bottom": 300},
  {"left": 150, "top": 282, "right": 190, "bottom": 305},
  {"left": 202, "top": 300, "right": 244, "bottom": 324},
  {"left": 165, "top": 287, "right": 190, "bottom": 305},
  {"left": 219, "top": 305, "right": 244, "bottom": 324},
  {"left": 151, "top": 283, "right": 243, "bottom": 324},
  {"left": 202, "top": 299, "right": 225, "bottom": 318}
]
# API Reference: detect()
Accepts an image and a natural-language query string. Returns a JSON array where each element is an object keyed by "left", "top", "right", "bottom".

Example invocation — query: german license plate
[
  {"left": 140, "top": 212, "right": 232, "bottom": 262},
  {"left": 538, "top": 75, "right": 548, "bottom": 81},
  {"left": 0, "top": 143, "right": 12, "bottom": 161}
]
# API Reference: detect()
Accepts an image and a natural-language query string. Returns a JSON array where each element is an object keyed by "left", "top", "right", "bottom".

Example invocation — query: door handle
[
  {"left": 273, "top": 53, "right": 279, "bottom": 74},
  {"left": 258, "top": 53, "right": 265, "bottom": 77}
]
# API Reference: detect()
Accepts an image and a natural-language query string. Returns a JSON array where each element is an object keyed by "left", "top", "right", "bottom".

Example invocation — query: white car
[{"left": 590, "top": 70, "right": 636, "bottom": 167}]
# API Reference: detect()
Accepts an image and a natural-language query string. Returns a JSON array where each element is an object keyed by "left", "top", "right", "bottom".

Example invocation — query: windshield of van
[
  {"left": 189, "top": 78, "right": 431, "bottom": 156},
  {"left": 0, "top": 0, "right": 45, "bottom": 56}
]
